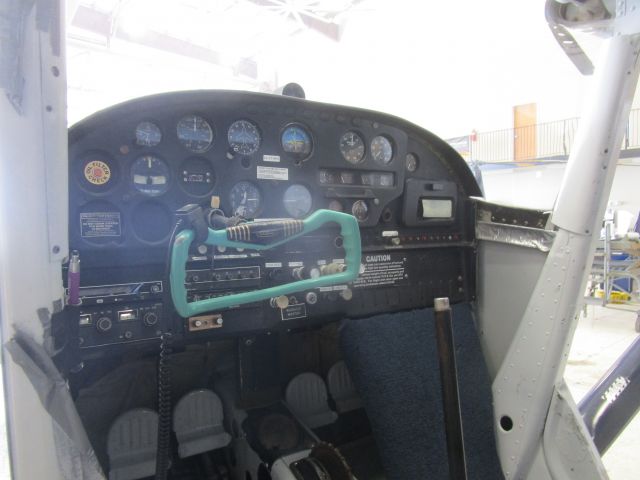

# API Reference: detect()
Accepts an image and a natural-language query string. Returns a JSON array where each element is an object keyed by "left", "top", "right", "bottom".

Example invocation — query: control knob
[
  {"left": 305, "top": 292, "right": 318, "bottom": 305},
  {"left": 96, "top": 316, "right": 113, "bottom": 333},
  {"left": 292, "top": 266, "right": 321, "bottom": 280},
  {"left": 270, "top": 295, "right": 289, "bottom": 309},
  {"left": 143, "top": 311, "right": 158, "bottom": 327}
]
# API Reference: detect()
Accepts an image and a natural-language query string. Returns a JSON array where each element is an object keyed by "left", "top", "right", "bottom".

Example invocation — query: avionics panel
[{"left": 66, "top": 90, "right": 481, "bottom": 354}]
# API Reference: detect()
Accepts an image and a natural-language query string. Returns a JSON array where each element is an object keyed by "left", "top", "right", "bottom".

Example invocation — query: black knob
[
  {"left": 143, "top": 312, "right": 158, "bottom": 327},
  {"left": 96, "top": 316, "right": 112, "bottom": 333},
  {"left": 268, "top": 268, "right": 283, "bottom": 281}
]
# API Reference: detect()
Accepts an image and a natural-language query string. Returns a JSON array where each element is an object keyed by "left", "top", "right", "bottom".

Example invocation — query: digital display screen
[{"left": 420, "top": 198, "right": 453, "bottom": 218}]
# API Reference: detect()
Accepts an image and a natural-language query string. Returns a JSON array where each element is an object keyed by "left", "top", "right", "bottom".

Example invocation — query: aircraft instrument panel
[{"left": 66, "top": 90, "right": 480, "bottom": 356}]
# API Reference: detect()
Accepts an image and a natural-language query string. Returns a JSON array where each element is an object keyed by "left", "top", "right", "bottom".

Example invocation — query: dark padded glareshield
[{"left": 340, "top": 303, "right": 503, "bottom": 480}]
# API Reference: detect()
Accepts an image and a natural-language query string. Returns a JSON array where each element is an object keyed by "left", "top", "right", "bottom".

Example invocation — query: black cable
[
  {"left": 155, "top": 221, "right": 181, "bottom": 480},
  {"left": 155, "top": 331, "right": 173, "bottom": 480}
]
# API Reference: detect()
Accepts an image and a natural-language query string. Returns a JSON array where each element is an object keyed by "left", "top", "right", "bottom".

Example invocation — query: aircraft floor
[{"left": 0, "top": 304, "right": 636, "bottom": 479}]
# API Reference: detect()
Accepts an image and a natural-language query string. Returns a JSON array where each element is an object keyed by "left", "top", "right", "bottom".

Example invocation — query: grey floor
[{"left": 0, "top": 304, "right": 636, "bottom": 479}]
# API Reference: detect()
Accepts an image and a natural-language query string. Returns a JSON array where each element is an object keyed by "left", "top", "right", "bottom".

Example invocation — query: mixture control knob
[
  {"left": 143, "top": 312, "right": 158, "bottom": 327},
  {"left": 305, "top": 292, "right": 318, "bottom": 305},
  {"left": 270, "top": 295, "right": 289, "bottom": 309},
  {"left": 96, "top": 316, "right": 113, "bottom": 333}
]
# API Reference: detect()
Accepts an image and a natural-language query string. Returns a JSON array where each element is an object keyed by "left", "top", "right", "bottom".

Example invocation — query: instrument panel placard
[
  {"left": 257, "top": 166, "right": 289, "bottom": 181},
  {"left": 353, "top": 253, "right": 408, "bottom": 289},
  {"left": 80, "top": 212, "right": 122, "bottom": 238}
]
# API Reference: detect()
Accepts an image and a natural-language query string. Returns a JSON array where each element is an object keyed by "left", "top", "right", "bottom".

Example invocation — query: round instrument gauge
[
  {"left": 405, "top": 152, "right": 418, "bottom": 172},
  {"left": 131, "top": 155, "right": 171, "bottom": 196},
  {"left": 228, "top": 120, "right": 261, "bottom": 155},
  {"left": 352, "top": 200, "right": 369, "bottom": 222},
  {"left": 179, "top": 157, "right": 215, "bottom": 196},
  {"left": 283, "top": 184, "right": 312, "bottom": 218},
  {"left": 339, "top": 131, "right": 365, "bottom": 164},
  {"left": 177, "top": 115, "right": 214, "bottom": 153},
  {"left": 281, "top": 125, "right": 312, "bottom": 159},
  {"left": 135, "top": 121, "right": 162, "bottom": 147},
  {"left": 371, "top": 136, "right": 393, "bottom": 165},
  {"left": 229, "top": 181, "right": 262, "bottom": 218}
]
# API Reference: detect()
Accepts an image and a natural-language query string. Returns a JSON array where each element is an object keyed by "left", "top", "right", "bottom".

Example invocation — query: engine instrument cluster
[{"left": 66, "top": 90, "right": 480, "bottom": 357}]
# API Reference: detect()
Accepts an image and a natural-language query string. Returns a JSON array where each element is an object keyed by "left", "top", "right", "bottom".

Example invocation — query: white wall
[{"left": 483, "top": 162, "right": 640, "bottom": 221}]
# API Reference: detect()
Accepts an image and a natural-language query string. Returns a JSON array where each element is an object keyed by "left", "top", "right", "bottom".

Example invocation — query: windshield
[{"left": 67, "top": 0, "right": 592, "bottom": 139}]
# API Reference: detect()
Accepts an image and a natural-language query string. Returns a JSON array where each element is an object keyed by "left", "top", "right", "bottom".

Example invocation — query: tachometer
[
  {"left": 228, "top": 120, "right": 261, "bottom": 155},
  {"left": 131, "top": 155, "right": 170, "bottom": 196},
  {"left": 339, "top": 131, "right": 365, "bottom": 164},
  {"left": 283, "top": 184, "right": 312, "bottom": 218},
  {"left": 177, "top": 115, "right": 214, "bottom": 153},
  {"left": 281, "top": 125, "right": 312, "bottom": 159},
  {"left": 229, "top": 181, "right": 262, "bottom": 218},
  {"left": 135, "top": 121, "right": 162, "bottom": 147},
  {"left": 371, "top": 136, "right": 393, "bottom": 165}
]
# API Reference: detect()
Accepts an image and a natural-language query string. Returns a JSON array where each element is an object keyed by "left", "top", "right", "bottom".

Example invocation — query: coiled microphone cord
[{"left": 155, "top": 332, "right": 173, "bottom": 480}]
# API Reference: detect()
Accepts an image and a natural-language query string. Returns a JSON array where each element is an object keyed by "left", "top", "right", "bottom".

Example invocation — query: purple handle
[{"left": 68, "top": 271, "right": 81, "bottom": 306}]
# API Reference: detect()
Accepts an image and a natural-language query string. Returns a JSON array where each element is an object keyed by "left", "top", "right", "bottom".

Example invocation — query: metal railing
[{"left": 454, "top": 107, "right": 640, "bottom": 164}]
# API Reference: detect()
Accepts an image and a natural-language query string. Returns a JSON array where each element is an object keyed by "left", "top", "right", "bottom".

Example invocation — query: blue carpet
[{"left": 340, "top": 304, "right": 503, "bottom": 480}]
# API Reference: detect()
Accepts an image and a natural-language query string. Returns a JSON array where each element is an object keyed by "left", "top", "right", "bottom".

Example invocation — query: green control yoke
[{"left": 170, "top": 209, "right": 361, "bottom": 318}]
